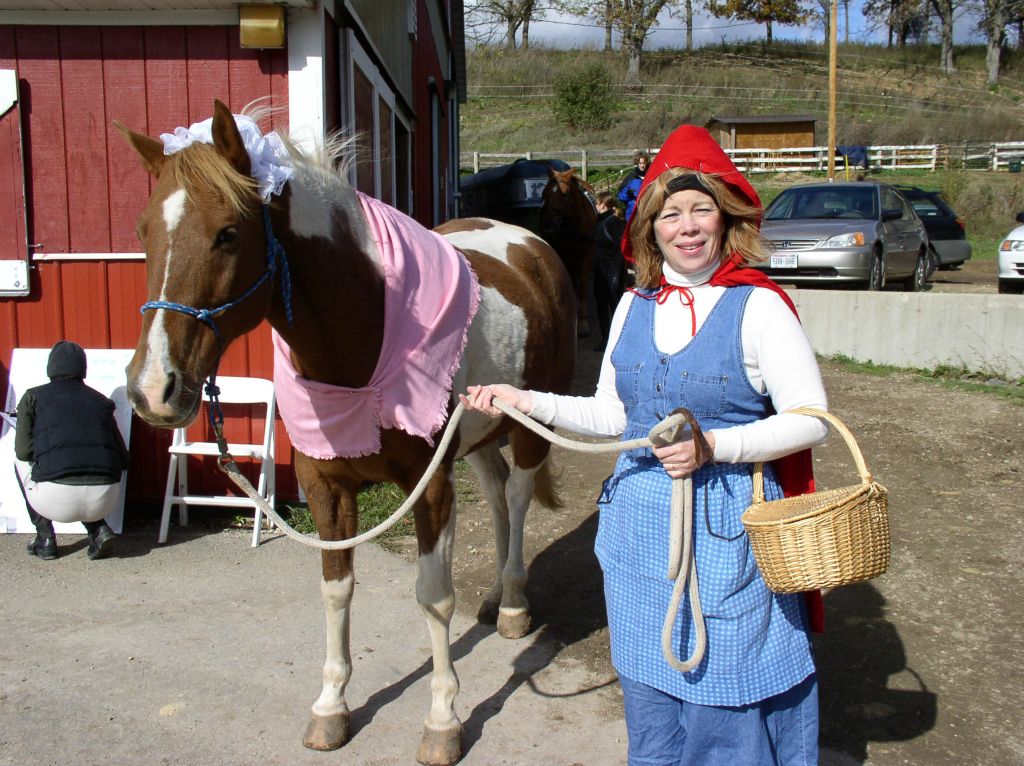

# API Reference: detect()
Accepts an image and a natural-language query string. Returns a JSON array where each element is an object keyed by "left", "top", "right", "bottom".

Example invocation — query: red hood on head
[{"left": 622, "top": 125, "right": 761, "bottom": 262}]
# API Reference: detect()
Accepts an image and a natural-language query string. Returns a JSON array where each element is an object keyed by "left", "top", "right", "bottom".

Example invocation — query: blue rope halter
[{"left": 140, "top": 204, "right": 293, "bottom": 432}]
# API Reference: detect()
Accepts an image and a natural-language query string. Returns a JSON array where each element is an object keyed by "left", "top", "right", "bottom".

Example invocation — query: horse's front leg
[
  {"left": 298, "top": 461, "right": 359, "bottom": 751},
  {"left": 411, "top": 461, "right": 462, "bottom": 766}
]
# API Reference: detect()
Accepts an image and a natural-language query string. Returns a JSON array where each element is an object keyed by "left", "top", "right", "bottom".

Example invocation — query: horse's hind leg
[
  {"left": 413, "top": 463, "right": 462, "bottom": 765},
  {"left": 466, "top": 430, "right": 551, "bottom": 639},
  {"left": 463, "top": 442, "right": 511, "bottom": 626}
]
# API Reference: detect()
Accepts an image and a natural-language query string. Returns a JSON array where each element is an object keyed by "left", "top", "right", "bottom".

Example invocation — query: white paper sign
[{"left": 1, "top": 348, "right": 135, "bottom": 534}]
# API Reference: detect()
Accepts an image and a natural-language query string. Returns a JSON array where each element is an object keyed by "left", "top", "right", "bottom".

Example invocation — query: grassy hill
[
  {"left": 461, "top": 42, "right": 1024, "bottom": 257},
  {"left": 463, "top": 42, "right": 1024, "bottom": 152}
]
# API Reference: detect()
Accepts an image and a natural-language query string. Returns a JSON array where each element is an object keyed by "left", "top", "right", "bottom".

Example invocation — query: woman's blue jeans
[{"left": 618, "top": 672, "right": 819, "bottom": 766}]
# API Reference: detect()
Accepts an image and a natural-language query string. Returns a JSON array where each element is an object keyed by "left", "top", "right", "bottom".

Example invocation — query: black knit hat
[{"left": 46, "top": 340, "right": 87, "bottom": 380}]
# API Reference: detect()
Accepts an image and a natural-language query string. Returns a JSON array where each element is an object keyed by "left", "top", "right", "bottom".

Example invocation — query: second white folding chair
[{"left": 158, "top": 376, "right": 276, "bottom": 547}]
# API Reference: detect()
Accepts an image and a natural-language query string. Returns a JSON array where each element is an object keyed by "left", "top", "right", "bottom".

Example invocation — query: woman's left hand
[{"left": 653, "top": 433, "right": 715, "bottom": 479}]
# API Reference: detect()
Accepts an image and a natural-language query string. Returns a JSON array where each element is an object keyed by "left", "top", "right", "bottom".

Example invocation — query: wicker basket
[{"left": 741, "top": 407, "right": 890, "bottom": 594}]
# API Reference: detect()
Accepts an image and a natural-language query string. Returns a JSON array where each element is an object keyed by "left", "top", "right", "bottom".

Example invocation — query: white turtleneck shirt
[{"left": 529, "top": 261, "right": 828, "bottom": 464}]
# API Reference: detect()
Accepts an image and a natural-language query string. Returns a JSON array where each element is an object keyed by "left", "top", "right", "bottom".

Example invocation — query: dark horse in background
[{"left": 539, "top": 167, "right": 598, "bottom": 337}]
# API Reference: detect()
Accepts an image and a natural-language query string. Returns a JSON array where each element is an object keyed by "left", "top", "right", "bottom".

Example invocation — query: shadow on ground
[{"left": 816, "top": 583, "right": 937, "bottom": 762}]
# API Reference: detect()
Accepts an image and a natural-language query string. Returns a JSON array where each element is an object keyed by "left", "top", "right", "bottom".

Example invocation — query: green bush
[{"left": 553, "top": 63, "right": 618, "bottom": 131}]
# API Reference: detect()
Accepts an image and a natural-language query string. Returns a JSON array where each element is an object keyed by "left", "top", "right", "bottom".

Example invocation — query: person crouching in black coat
[
  {"left": 15, "top": 341, "right": 130, "bottom": 560},
  {"left": 591, "top": 191, "right": 628, "bottom": 351}
]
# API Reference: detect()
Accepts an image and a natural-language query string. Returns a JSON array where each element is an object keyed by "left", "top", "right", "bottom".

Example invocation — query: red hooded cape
[{"left": 624, "top": 125, "right": 824, "bottom": 632}]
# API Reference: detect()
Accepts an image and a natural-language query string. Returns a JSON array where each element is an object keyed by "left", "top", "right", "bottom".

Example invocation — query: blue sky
[{"left": 512, "top": 6, "right": 984, "bottom": 50}]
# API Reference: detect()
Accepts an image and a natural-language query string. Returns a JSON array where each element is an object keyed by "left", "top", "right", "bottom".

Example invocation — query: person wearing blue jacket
[
  {"left": 15, "top": 341, "right": 129, "bottom": 560},
  {"left": 617, "top": 150, "right": 650, "bottom": 221}
]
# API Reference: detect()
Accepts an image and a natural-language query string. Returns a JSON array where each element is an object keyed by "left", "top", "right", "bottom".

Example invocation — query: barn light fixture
[{"left": 239, "top": 5, "right": 286, "bottom": 50}]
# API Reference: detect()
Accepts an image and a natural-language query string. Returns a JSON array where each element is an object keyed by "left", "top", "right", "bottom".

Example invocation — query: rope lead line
[{"left": 214, "top": 399, "right": 708, "bottom": 673}]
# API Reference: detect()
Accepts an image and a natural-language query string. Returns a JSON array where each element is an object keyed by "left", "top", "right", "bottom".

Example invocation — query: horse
[
  {"left": 538, "top": 166, "right": 598, "bottom": 338},
  {"left": 115, "top": 100, "right": 576, "bottom": 766}
]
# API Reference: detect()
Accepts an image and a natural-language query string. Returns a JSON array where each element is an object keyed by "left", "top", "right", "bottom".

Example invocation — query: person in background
[
  {"left": 15, "top": 341, "right": 129, "bottom": 560},
  {"left": 591, "top": 191, "right": 627, "bottom": 351},
  {"left": 617, "top": 150, "right": 650, "bottom": 221},
  {"left": 462, "top": 125, "right": 829, "bottom": 765}
]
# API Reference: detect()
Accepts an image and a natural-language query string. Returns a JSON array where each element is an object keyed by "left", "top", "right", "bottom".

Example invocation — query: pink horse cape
[{"left": 273, "top": 192, "right": 480, "bottom": 459}]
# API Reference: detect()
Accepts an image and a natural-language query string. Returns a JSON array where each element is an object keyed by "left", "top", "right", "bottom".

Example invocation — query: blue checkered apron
[{"left": 595, "top": 286, "right": 815, "bottom": 706}]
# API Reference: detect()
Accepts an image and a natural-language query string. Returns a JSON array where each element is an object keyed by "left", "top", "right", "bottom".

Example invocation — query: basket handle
[{"left": 752, "top": 407, "right": 873, "bottom": 504}]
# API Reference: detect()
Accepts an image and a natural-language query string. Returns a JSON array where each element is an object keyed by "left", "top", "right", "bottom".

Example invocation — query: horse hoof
[
  {"left": 302, "top": 712, "right": 349, "bottom": 751},
  {"left": 416, "top": 723, "right": 462, "bottom": 765},
  {"left": 497, "top": 608, "right": 531, "bottom": 639},
  {"left": 477, "top": 598, "right": 499, "bottom": 625}
]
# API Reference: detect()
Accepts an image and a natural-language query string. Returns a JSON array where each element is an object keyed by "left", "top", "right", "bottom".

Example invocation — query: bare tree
[
  {"left": 862, "top": 0, "right": 928, "bottom": 47},
  {"left": 465, "top": 0, "right": 546, "bottom": 49},
  {"left": 668, "top": 0, "right": 698, "bottom": 48},
  {"left": 808, "top": 0, "right": 833, "bottom": 41},
  {"left": 977, "top": 0, "right": 1013, "bottom": 83},
  {"left": 560, "top": 0, "right": 625, "bottom": 51},
  {"left": 604, "top": 0, "right": 616, "bottom": 49},
  {"left": 706, "top": 0, "right": 809, "bottom": 45},
  {"left": 1010, "top": 0, "right": 1024, "bottom": 45},
  {"left": 926, "top": 0, "right": 958, "bottom": 72},
  {"left": 620, "top": 0, "right": 676, "bottom": 83}
]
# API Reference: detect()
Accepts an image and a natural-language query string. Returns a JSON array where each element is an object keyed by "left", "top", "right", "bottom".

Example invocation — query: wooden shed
[
  {"left": 0, "top": 0, "right": 466, "bottom": 507},
  {"left": 706, "top": 115, "right": 818, "bottom": 150}
]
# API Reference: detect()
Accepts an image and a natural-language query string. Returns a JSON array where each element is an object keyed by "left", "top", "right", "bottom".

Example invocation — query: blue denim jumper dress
[{"left": 595, "top": 285, "right": 815, "bottom": 706}]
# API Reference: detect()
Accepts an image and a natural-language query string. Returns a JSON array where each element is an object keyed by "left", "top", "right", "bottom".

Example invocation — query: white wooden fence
[{"left": 461, "top": 142, "right": 1024, "bottom": 178}]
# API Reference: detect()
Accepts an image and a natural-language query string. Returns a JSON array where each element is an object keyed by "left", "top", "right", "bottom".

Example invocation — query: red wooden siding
[
  {"left": 0, "top": 24, "right": 294, "bottom": 507},
  {"left": 410, "top": 0, "right": 451, "bottom": 228},
  {"left": 0, "top": 81, "right": 28, "bottom": 264}
]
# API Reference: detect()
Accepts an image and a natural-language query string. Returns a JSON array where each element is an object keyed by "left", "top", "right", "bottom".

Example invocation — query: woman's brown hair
[{"left": 630, "top": 168, "right": 766, "bottom": 288}]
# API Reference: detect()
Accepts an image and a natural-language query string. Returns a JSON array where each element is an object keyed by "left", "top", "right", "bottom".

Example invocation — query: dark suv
[{"left": 897, "top": 186, "right": 972, "bottom": 270}]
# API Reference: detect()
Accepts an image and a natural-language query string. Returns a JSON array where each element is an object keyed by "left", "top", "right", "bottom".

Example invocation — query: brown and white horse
[
  {"left": 116, "top": 101, "right": 575, "bottom": 765},
  {"left": 538, "top": 166, "right": 598, "bottom": 337}
]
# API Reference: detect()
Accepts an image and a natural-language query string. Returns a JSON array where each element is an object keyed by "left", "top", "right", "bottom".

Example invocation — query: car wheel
[
  {"left": 867, "top": 249, "right": 885, "bottom": 291},
  {"left": 903, "top": 249, "right": 929, "bottom": 292}
]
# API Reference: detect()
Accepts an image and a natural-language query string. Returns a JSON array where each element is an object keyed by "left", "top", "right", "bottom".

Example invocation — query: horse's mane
[
  {"left": 172, "top": 100, "right": 357, "bottom": 217},
  {"left": 173, "top": 144, "right": 261, "bottom": 217}
]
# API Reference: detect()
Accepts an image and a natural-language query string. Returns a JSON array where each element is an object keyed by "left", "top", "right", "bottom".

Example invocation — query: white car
[{"left": 998, "top": 212, "right": 1024, "bottom": 294}]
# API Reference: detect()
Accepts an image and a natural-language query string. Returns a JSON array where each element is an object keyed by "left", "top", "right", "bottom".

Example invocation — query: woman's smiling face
[{"left": 653, "top": 189, "right": 724, "bottom": 274}]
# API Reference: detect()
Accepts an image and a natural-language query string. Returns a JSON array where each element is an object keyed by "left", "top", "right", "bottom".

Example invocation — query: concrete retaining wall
[{"left": 787, "top": 290, "right": 1024, "bottom": 379}]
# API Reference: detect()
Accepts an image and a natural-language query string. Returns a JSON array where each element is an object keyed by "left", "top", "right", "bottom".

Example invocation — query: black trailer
[{"left": 458, "top": 158, "right": 571, "bottom": 234}]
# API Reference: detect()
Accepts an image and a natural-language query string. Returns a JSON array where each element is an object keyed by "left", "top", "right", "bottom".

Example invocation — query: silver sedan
[{"left": 756, "top": 181, "right": 931, "bottom": 291}]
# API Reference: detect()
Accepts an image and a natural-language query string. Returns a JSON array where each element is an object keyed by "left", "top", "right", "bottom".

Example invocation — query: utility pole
[{"left": 827, "top": 0, "right": 838, "bottom": 180}]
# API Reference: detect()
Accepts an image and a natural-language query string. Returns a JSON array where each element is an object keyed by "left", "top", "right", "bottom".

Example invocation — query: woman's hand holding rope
[{"left": 460, "top": 384, "right": 716, "bottom": 478}]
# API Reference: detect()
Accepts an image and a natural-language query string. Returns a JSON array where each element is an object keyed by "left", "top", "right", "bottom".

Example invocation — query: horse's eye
[{"left": 213, "top": 227, "right": 238, "bottom": 249}]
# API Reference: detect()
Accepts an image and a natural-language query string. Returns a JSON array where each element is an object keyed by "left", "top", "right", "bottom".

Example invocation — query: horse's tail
[{"left": 532, "top": 455, "right": 563, "bottom": 510}]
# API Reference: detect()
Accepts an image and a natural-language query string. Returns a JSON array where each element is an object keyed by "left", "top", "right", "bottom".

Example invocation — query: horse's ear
[
  {"left": 211, "top": 99, "right": 252, "bottom": 176},
  {"left": 548, "top": 166, "right": 557, "bottom": 179},
  {"left": 114, "top": 121, "right": 167, "bottom": 177}
]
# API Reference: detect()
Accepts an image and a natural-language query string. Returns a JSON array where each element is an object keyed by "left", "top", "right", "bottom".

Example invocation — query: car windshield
[{"left": 764, "top": 187, "right": 878, "bottom": 221}]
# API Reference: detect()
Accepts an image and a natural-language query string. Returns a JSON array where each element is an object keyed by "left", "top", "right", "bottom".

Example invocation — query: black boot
[
  {"left": 26, "top": 507, "right": 58, "bottom": 560},
  {"left": 85, "top": 522, "right": 116, "bottom": 560},
  {"left": 27, "top": 534, "right": 58, "bottom": 560}
]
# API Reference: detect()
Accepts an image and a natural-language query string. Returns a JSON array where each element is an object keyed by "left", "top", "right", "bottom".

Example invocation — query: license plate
[{"left": 770, "top": 253, "right": 798, "bottom": 269}]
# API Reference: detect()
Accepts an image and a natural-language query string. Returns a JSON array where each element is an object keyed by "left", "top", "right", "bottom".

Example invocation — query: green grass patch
[
  {"left": 282, "top": 482, "right": 413, "bottom": 541},
  {"left": 280, "top": 460, "right": 482, "bottom": 543},
  {"left": 825, "top": 354, "right": 1024, "bottom": 403}
]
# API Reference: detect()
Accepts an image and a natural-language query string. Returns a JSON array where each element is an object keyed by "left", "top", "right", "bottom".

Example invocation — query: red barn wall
[{"left": 0, "top": 24, "right": 297, "bottom": 507}]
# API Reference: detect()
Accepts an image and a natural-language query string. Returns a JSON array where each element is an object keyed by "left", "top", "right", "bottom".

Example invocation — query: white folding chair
[{"left": 158, "top": 376, "right": 276, "bottom": 547}]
